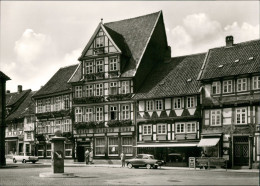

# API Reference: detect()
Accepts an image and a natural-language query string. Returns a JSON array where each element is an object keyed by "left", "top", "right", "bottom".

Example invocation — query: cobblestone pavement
[{"left": 0, "top": 163, "right": 259, "bottom": 186}]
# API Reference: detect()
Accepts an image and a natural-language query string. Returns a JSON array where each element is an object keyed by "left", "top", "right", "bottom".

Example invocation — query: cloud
[
  {"left": 63, "top": 48, "right": 82, "bottom": 66},
  {"left": 168, "top": 13, "right": 259, "bottom": 56}
]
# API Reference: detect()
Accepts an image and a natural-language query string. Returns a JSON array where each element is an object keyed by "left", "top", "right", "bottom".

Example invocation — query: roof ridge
[
  {"left": 172, "top": 52, "right": 207, "bottom": 59},
  {"left": 210, "top": 38, "right": 260, "bottom": 50},
  {"left": 104, "top": 11, "right": 161, "bottom": 25},
  {"left": 60, "top": 64, "right": 78, "bottom": 69}
]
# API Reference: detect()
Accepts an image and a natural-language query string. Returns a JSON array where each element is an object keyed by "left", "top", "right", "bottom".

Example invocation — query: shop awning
[
  {"left": 135, "top": 142, "right": 198, "bottom": 148},
  {"left": 197, "top": 138, "right": 220, "bottom": 147}
]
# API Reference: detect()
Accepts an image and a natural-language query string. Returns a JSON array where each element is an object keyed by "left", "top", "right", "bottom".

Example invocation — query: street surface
[{"left": 0, "top": 162, "right": 259, "bottom": 185}]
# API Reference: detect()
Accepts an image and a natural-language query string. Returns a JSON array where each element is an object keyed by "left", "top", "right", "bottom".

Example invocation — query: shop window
[
  {"left": 96, "top": 59, "right": 104, "bottom": 73},
  {"left": 96, "top": 83, "right": 103, "bottom": 96},
  {"left": 85, "top": 108, "right": 93, "bottom": 122},
  {"left": 65, "top": 144, "right": 72, "bottom": 157},
  {"left": 122, "top": 105, "right": 130, "bottom": 120},
  {"left": 155, "top": 100, "right": 163, "bottom": 110},
  {"left": 176, "top": 123, "right": 185, "bottom": 133},
  {"left": 96, "top": 107, "right": 103, "bottom": 121},
  {"left": 157, "top": 124, "right": 166, "bottom": 134},
  {"left": 212, "top": 81, "right": 221, "bottom": 94},
  {"left": 253, "top": 76, "right": 260, "bottom": 90},
  {"left": 109, "top": 58, "right": 118, "bottom": 71},
  {"left": 37, "top": 145, "right": 44, "bottom": 157},
  {"left": 108, "top": 137, "right": 119, "bottom": 156},
  {"left": 110, "top": 106, "right": 117, "bottom": 120},
  {"left": 174, "top": 98, "right": 182, "bottom": 109},
  {"left": 75, "top": 107, "right": 82, "bottom": 122},
  {"left": 186, "top": 123, "right": 196, "bottom": 133},
  {"left": 45, "top": 98, "right": 51, "bottom": 112},
  {"left": 146, "top": 100, "right": 154, "bottom": 111},
  {"left": 236, "top": 108, "right": 247, "bottom": 124},
  {"left": 109, "top": 82, "right": 118, "bottom": 95},
  {"left": 211, "top": 110, "right": 221, "bottom": 126},
  {"left": 64, "top": 95, "right": 70, "bottom": 110},
  {"left": 187, "top": 97, "right": 195, "bottom": 108},
  {"left": 122, "top": 137, "right": 133, "bottom": 156},
  {"left": 75, "top": 86, "right": 82, "bottom": 98},
  {"left": 46, "top": 144, "right": 52, "bottom": 157},
  {"left": 86, "top": 85, "right": 93, "bottom": 97},
  {"left": 95, "top": 137, "right": 105, "bottom": 156},
  {"left": 237, "top": 78, "right": 247, "bottom": 92},
  {"left": 85, "top": 61, "right": 93, "bottom": 74},
  {"left": 143, "top": 125, "right": 152, "bottom": 135},
  {"left": 121, "top": 81, "right": 130, "bottom": 94},
  {"left": 223, "top": 80, "right": 233, "bottom": 93}
]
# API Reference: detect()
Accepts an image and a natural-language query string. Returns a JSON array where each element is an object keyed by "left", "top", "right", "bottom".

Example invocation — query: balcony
[
  {"left": 74, "top": 121, "right": 105, "bottom": 130},
  {"left": 35, "top": 109, "right": 71, "bottom": 119},
  {"left": 73, "top": 96, "right": 105, "bottom": 104},
  {"left": 106, "top": 93, "right": 132, "bottom": 102}
]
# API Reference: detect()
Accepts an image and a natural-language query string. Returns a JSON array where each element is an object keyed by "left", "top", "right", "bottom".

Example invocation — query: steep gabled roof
[
  {"left": 0, "top": 71, "right": 11, "bottom": 80},
  {"left": 199, "top": 39, "right": 260, "bottom": 80},
  {"left": 133, "top": 53, "right": 206, "bottom": 100},
  {"left": 33, "top": 65, "right": 78, "bottom": 98},
  {"left": 6, "top": 91, "right": 36, "bottom": 122},
  {"left": 6, "top": 89, "right": 31, "bottom": 107}
]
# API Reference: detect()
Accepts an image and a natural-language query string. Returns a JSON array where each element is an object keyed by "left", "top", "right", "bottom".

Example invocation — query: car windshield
[{"left": 147, "top": 155, "right": 154, "bottom": 159}]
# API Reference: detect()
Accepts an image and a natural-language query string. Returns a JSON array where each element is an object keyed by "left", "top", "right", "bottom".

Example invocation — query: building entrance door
[
  {"left": 233, "top": 136, "right": 249, "bottom": 166},
  {"left": 77, "top": 146, "right": 85, "bottom": 162}
]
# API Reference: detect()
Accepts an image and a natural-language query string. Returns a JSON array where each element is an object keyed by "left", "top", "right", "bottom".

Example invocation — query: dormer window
[
  {"left": 96, "top": 59, "right": 103, "bottom": 73},
  {"left": 109, "top": 58, "right": 118, "bottom": 71},
  {"left": 85, "top": 61, "right": 93, "bottom": 74},
  {"left": 96, "top": 36, "right": 104, "bottom": 48}
]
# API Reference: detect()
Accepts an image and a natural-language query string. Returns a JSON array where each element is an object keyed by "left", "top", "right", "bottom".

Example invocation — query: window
[
  {"left": 46, "top": 122, "right": 51, "bottom": 133},
  {"left": 50, "top": 121, "right": 55, "bottom": 134},
  {"left": 75, "top": 86, "right": 82, "bottom": 98},
  {"left": 45, "top": 99, "right": 51, "bottom": 112},
  {"left": 65, "top": 144, "right": 72, "bottom": 157},
  {"left": 75, "top": 107, "right": 82, "bottom": 122},
  {"left": 253, "top": 76, "right": 260, "bottom": 90},
  {"left": 64, "top": 95, "right": 70, "bottom": 110},
  {"left": 108, "top": 137, "right": 118, "bottom": 156},
  {"left": 95, "top": 137, "right": 105, "bottom": 156},
  {"left": 155, "top": 100, "right": 163, "bottom": 110},
  {"left": 46, "top": 144, "right": 51, "bottom": 157},
  {"left": 27, "top": 132, "right": 31, "bottom": 140},
  {"left": 109, "top": 82, "right": 118, "bottom": 95},
  {"left": 55, "top": 120, "right": 61, "bottom": 130},
  {"left": 174, "top": 98, "right": 182, "bottom": 109},
  {"left": 212, "top": 81, "right": 221, "bottom": 94},
  {"left": 85, "top": 108, "right": 93, "bottom": 122},
  {"left": 176, "top": 123, "right": 185, "bottom": 133},
  {"left": 143, "top": 125, "right": 152, "bottom": 135},
  {"left": 146, "top": 100, "right": 154, "bottom": 111},
  {"left": 236, "top": 108, "right": 247, "bottom": 124},
  {"left": 157, "top": 124, "right": 166, "bottom": 134},
  {"left": 96, "top": 37, "right": 104, "bottom": 48},
  {"left": 64, "top": 119, "right": 71, "bottom": 132},
  {"left": 54, "top": 96, "right": 61, "bottom": 111},
  {"left": 187, "top": 97, "right": 195, "bottom": 108},
  {"left": 211, "top": 110, "right": 221, "bottom": 126},
  {"left": 86, "top": 85, "right": 93, "bottom": 97},
  {"left": 96, "top": 59, "right": 103, "bottom": 73},
  {"left": 38, "top": 100, "right": 43, "bottom": 113},
  {"left": 121, "top": 81, "right": 130, "bottom": 94},
  {"left": 96, "top": 107, "right": 103, "bottom": 121},
  {"left": 96, "top": 84, "right": 103, "bottom": 96},
  {"left": 85, "top": 61, "right": 93, "bottom": 74},
  {"left": 110, "top": 106, "right": 117, "bottom": 120},
  {"left": 237, "top": 78, "right": 247, "bottom": 92},
  {"left": 223, "top": 80, "right": 233, "bottom": 93},
  {"left": 109, "top": 58, "right": 117, "bottom": 71},
  {"left": 186, "top": 123, "right": 196, "bottom": 133},
  {"left": 122, "top": 105, "right": 130, "bottom": 120},
  {"left": 122, "top": 137, "right": 133, "bottom": 155},
  {"left": 37, "top": 145, "right": 44, "bottom": 157}
]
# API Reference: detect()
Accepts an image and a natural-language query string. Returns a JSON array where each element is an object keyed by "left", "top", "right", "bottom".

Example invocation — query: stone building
[
  {"left": 33, "top": 65, "right": 77, "bottom": 158},
  {"left": 198, "top": 36, "right": 260, "bottom": 168},
  {"left": 133, "top": 53, "right": 205, "bottom": 166},
  {"left": 68, "top": 11, "right": 170, "bottom": 161}
]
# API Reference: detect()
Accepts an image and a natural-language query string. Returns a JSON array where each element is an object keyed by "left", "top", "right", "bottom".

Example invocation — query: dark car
[{"left": 126, "top": 154, "right": 165, "bottom": 169}]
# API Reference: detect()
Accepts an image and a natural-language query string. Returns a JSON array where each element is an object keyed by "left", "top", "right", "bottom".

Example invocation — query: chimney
[
  {"left": 18, "top": 85, "right": 22, "bottom": 93},
  {"left": 6, "top": 90, "right": 10, "bottom": 93},
  {"left": 226, "top": 36, "right": 234, "bottom": 47}
]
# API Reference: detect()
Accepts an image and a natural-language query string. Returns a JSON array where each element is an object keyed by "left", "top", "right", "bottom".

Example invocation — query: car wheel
[
  {"left": 146, "top": 164, "right": 152, "bottom": 169},
  {"left": 22, "top": 159, "right": 26, "bottom": 163},
  {"left": 154, "top": 165, "right": 158, "bottom": 169},
  {"left": 13, "top": 159, "right": 17, "bottom": 163},
  {"left": 127, "top": 163, "right": 133, "bottom": 169}
]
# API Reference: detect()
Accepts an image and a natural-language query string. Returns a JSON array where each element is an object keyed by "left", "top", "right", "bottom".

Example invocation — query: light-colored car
[
  {"left": 126, "top": 154, "right": 164, "bottom": 169},
  {"left": 13, "top": 153, "right": 39, "bottom": 164}
]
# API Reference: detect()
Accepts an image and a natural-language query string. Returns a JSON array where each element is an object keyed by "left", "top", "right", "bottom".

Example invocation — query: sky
[{"left": 1, "top": 1, "right": 259, "bottom": 92}]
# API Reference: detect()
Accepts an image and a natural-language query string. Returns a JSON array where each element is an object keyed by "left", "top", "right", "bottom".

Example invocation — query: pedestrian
[
  {"left": 120, "top": 151, "right": 126, "bottom": 167},
  {"left": 89, "top": 149, "right": 94, "bottom": 164},
  {"left": 85, "top": 149, "right": 90, "bottom": 165}
]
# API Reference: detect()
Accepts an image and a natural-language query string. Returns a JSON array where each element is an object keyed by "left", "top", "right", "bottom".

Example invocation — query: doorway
[{"left": 233, "top": 136, "right": 249, "bottom": 166}]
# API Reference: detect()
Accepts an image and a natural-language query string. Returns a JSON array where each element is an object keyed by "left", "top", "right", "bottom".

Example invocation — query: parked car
[
  {"left": 13, "top": 153, "right": 39, "bottom": 163},
  {"left": 126, "top": 154, "right": 165, "bottom": 169}
]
